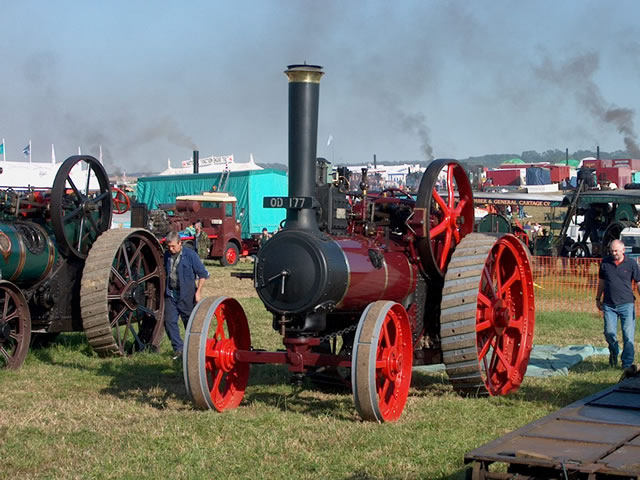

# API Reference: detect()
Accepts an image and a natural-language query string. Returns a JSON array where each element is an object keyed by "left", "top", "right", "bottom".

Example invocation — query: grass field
[{"left": 0, "top": 263, "right": 631, "bottom": 480}]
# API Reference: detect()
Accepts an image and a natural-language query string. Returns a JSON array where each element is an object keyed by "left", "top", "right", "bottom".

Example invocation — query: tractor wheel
[
  {"left": 220, "top": 242, "right": 239, "bottom": 266},
  {"left": 183, "top": 297, "right": 251, "bottom": 411},
  {"left": 440, "top": 233, "right": 535, "bottom": 396},
  {"left": 352, "top": 301, "right": 413, "bottom": 422},
  {"left": 80, "top": 228, "right": 165, "bottom": 356},
  {"left": 0, "top": 280, "right": 31, "bottom": 369},
  {"left": 415, "top": 159, "right": 474, "bottom": 282},
  {"left": 50, "top": 155, "right": 112, "bottom": 259},
  {"left": 602, "top": 221, "right": 630, "bottom": 255},
  {"left": 567, "top": 241, "right": 590, "bottom": 259}
]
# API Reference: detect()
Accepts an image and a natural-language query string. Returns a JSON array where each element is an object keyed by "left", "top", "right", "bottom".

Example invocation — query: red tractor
[{"left": 181, "top": 64, "right": 536, "bottom": 422}]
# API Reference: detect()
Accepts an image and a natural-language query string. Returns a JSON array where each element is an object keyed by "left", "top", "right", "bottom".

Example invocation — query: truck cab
[{"left": 174, "top": 192, "right": 244, "bottom": 266}]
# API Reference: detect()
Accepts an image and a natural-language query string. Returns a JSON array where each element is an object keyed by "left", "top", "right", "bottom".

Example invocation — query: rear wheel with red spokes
[
  {"left": 352, "top": 301, "right": 413, "bottom": 422},
  {"left": 440, "top": 233, "right": 535, "bottom": 396},
  {"left": 415, "top": 159, "right": 474, "bottom": 281},
  {"left": 184, "top": 297, "right": 251, "bottom": 411}
]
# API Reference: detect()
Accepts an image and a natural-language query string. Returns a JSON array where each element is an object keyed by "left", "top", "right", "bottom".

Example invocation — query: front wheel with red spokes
[
  {"left": 415, "top": 159, "right": 474, "bottom": 281},
  {"left": 440, "top": 233, "right": 535, "bottom": 396},
  {"left": 352, "top": 301, "right": 413, "bottom": 422},
  {"left": 184, "top": 297, "right": 251, "bottom": 411},
  {"left": 0, "top": 280, "right": 31, "bottom": 369}
]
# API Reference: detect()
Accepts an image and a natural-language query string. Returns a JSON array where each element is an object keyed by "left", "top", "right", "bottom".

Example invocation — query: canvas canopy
[
  {"left": 525, "top": 167, "right": 551, "bottom": 185},
  {"left": 136, "top": 169, "right": 288, "bottom": 237}
]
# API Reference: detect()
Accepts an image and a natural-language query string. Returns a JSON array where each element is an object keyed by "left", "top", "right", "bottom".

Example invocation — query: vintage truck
[{"left": 131, "top": 192, "right": 259, "bottom": 266}]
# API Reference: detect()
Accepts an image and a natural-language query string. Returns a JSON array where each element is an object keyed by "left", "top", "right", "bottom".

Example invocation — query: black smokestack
[
  {"left": 373, "top": 154, "right": 377, "bottom": 169},
  {"left": 193, "top": 150, "right": 199, "bottom": 174},
  {"left": 284, "top": 64, "right": 324, "bottom": 231},
  {"left": 597, "top": 145, "right": 600, "bottom": 160}
]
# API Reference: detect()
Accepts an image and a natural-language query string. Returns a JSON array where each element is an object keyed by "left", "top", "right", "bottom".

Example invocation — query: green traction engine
[{"left": 0, "top": 155, "right": 165, "bottom": 369}]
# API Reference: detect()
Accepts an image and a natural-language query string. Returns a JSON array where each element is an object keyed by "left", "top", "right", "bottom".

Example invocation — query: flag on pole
[
  {"left": 23, "top": 144, "right": 30, "bottom": 156},
  {"left": 0, "top": 142, "right": 4, "bottom": 155},
  {"left": 327, "top": 134, "right": 333, "bottom": 146},
  {"left": 1, "top": 139, "right": 5, "bottom": 162},
  {"left": 99, "top": 145, "right": 103, "bottom": 163},
  {"left": 51, "top": 144, "right": 56, "bottom": 164},
  {"left": 78, "top": 146, "right": 82, "bottom": 155}
]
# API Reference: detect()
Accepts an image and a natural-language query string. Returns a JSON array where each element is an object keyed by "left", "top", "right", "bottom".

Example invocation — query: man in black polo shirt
[{"left": 596, "top": 239, "right": 640, "bottom": 368}]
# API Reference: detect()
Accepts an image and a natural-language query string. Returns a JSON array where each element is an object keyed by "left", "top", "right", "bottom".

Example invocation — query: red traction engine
[{"left": 182, "top": 64, "right": 536, "bottom": 422}]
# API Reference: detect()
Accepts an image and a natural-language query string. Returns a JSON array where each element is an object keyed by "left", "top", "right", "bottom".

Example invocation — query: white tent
[
  {"left": 159, "top": 153, "right": 263, "bottom": 176},
  {"left": 0, "top": 160, "right": 103, "bottom": 190}
]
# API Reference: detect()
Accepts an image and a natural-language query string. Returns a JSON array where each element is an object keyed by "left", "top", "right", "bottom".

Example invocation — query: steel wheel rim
[
  {"left": 51, "top": 156, "right": 112, "bottom": 259},
  {"left": 416, "top": 159, "right": 474, "bottom": 280},
  {"left": 352, "top": 301, "right": 413, "bottom": 422},
  {"left": 0, "top": 281, "right": 31, "bottom": 369},
  {"left": 107, "top": 232, "right": 164, "bottom": 354},
  {"left": 476, "top": 235, "right": 535, "bottom": 395}
]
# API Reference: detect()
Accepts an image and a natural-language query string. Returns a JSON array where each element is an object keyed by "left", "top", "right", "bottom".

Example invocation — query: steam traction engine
[
  {"left": 183, "top": 65, "right": 536, "bottom": 421},
  {"left": 0, "top": 155, "right": 165, "bottom": 369}
]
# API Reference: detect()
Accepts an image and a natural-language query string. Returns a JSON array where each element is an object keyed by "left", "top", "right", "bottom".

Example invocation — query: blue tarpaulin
[
  {"left": 413, "top": 344, "right": 608, "bottom": 378},
  {"left": 526, "top": 167, "right": 551, "bottom": 185},
  {"left": 135, "top": 169, "right": 288, "bottom": 237}
]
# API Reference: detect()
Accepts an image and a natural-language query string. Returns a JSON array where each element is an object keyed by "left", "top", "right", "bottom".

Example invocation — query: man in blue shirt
[
  {"left": 596, "top": 239, "right": 640, "bottom": 369},
  {"left": 164, "top": 231, "right": 210, "bottom": 360}
]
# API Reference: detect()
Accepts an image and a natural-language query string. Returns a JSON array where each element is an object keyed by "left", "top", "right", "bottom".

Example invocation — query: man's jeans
[{"left": 602, "top": 303, "right": 636, "bottom": 368}]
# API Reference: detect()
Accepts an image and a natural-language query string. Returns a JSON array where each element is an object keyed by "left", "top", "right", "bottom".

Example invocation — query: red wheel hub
[
  {"left": 207, "top": 337, "right": 238, "bottom": 372},
  {"left": 226, "top": 248, "right": 237, "bottom": 264}
]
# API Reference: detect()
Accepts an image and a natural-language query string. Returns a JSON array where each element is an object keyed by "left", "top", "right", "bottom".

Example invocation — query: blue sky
[{"left": 1, "top": 1, "right": 639, "bottom": 173}]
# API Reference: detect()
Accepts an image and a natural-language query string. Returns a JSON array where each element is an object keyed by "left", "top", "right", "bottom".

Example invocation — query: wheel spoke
[
  {"left": 128, "top": 242, "right": 145, "bottom": 271},
  {"left": 432, "top": 189, "right": 450, "bottom": 214},
  {"left": 66, "top": 176, "right": 85, "bottom": 203},
  {"left": 379, "top": 376, "right": 392, "bottom": 400},
  {"left": 137, "top": 268, "right": 160, "bottom": 284},
  {"left": 498, "top": 269, "right": 520, "bottom": 297},
  {"left": 215, "top": 319, "right": 226, "bottom": 341},
  {"left": 211, "top": 369, "right": 225, "bottom": 396},
  {"left": 86, "top": 190, "right": 110, "bottom": 205},
  {"left": 110, "top": 266, "right": 128, "bottom": 287},
  {"left": 2, "top": 291, "right": 9, "bottom": 318},
  {"left": 477, "top": 292, "right": 493, "bottom": 308},
  {"left": 0, "top": 346, "right": 10, "bottom": 363},
  {"left": 430, "top": 220, "right": 448, "bottom": 237},
  {"left": 85, "top": 165, "right": 92, "bottom": 195},
  {"left": 476, "top": 319, "right": 492, "bottom": 331},
  {"left": 63, "top": 205, "right": 84, "bottom": 223},
  {"left": 119, "top": 243, "right": 133, "bottom": 280},
  {"left": 438, "top": 230, "right": 453, "bottom": 271},
  {"left": 493, "top": 344, "right": 513, "bottom": 376},
  {"left": 110, "top": 305, "right": 129, "bottom": 327},
  {"left": 477, "top": 333, "right": 496, "bottom": 361},
  {"left": 446, "top": 164, "right": 455, "bottom": 206}
]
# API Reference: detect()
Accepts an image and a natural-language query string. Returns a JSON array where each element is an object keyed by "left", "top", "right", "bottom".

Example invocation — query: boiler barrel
[
  {"left": 255, "top": 231, "right": 417, "bottom": 315},
  {"left": 0, "top": 222, "right": 57, "bottom": 286}
]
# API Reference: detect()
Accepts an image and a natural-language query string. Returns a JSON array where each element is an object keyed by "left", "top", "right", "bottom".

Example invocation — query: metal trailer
[{"left": 465, "top": 369, "right": 640, "bottom": 479}]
